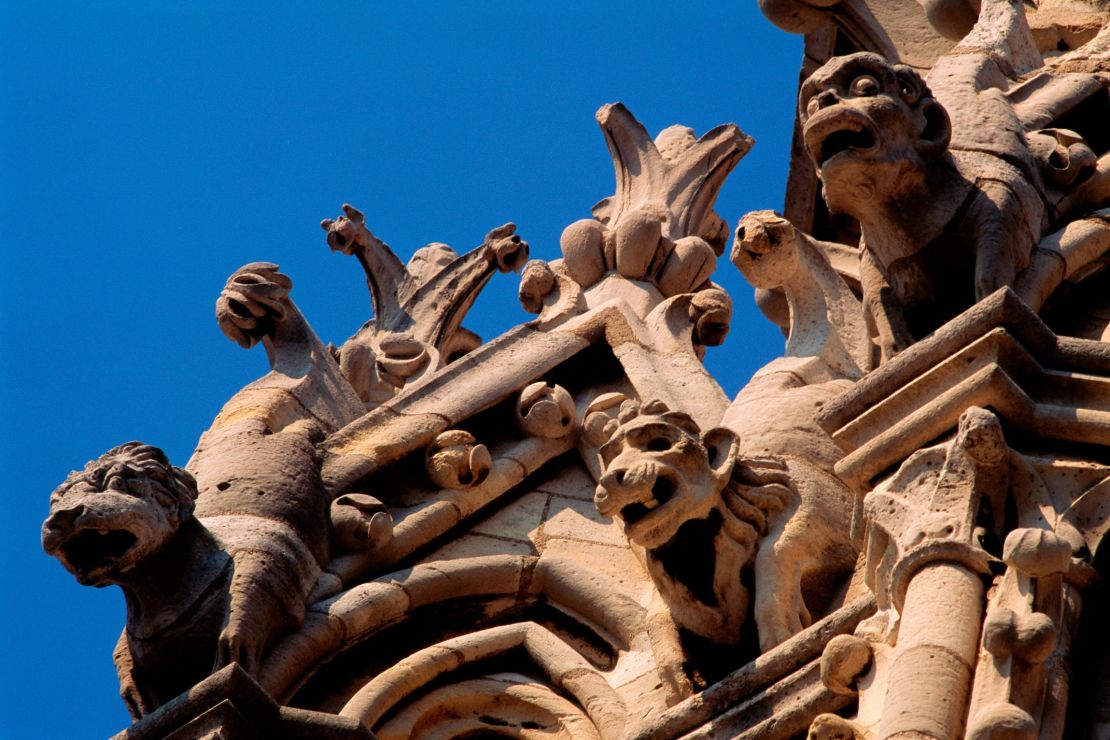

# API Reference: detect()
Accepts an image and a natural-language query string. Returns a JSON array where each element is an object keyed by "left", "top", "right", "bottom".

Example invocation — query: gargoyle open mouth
[
  {"left": 620, "top": 474, "right": 677, "bottom": 524},
  {"left": 818, "top": 126, "right": 876, "bottom": 165},
  {"left": 803, "top": 111, "right": 878, "bottom": 169},
  {"left": 61, "top": 528, "right": 138, "bottom": 575}
]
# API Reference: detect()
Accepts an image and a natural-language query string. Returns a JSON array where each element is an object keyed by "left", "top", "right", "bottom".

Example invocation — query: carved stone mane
[{"left": 43, "top": 443, "right": 231, "bottom": 716}]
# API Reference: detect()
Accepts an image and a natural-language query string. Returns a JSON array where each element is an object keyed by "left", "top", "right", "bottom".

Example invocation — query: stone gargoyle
[
  {"left": 797, "top": 0, "right": 1110, "bottom": 359},
  {"left": 585, "top": 396, "right": 794, "bottom": 645},
  {"left": 43, "top": 209, "right": 528, "bottom": 718},
  {"left": 42, "top": 263, "right": 362, "bottom": 717},
  {"left": 42, "top": 438, "right": 335, "bottom": 719}
]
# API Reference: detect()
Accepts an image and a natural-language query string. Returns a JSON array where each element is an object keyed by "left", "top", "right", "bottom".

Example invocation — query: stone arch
[
  {"left": 339, "top": 623, "right": 626, "bottom": 738},
  {"left": 373, "top": 674, "right": 601, "bottom": 739},
  {"left": 259, "top": 552, "right": 662, "bottom": 708}
]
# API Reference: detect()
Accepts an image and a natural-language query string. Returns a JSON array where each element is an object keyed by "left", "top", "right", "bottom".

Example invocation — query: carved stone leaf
[{"left": 592, "top": 102, "right": 753, "bottom": 252}]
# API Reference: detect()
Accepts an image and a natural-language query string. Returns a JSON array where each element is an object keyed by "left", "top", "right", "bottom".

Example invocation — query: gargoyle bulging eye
[
  {"left": 849, "top": 75, "right": 880, "bottom": 97},
  {"left": 806, "top": 96, "right": 821, "bottom": 117}
]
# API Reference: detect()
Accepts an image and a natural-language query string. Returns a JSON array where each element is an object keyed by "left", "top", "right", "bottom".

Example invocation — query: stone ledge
[{"left": 112, "top": 664, "right": 374, "bottom": 740}]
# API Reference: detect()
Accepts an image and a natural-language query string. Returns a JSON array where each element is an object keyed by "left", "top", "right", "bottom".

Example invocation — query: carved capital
[{"left": 863, "top": 407, "right": 1004, "bottom": 614}]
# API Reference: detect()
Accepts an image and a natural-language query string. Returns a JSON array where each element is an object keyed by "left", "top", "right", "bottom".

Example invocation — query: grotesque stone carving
[
  {"left": 45, "top": 262, "right": 362, "bottom": 716},
  {"left": 798, "top": 0, "right": 1110, "bottom": 360},
  {"left": 43, "top": 442, "right": 324, "bottom": 718},
  {"left": 799, "top": 48, "right": 1030, "bottom": 359},
  {"left": 322, "top": 203, "right": 530, "bottom": 406},
  {"left": 41, "top": 4, "right": 1110, "bottom": 736},
  {"left": 721, "top": 363, "right": 861, "bottom": 651},
  {"left": 733, "top": 210, "right": 870, "bottom": 379},
  {"left": 589, "top": 396, "right": 792, "bottom": 644},
  {"left": 42, "top": 185, "right": 539, "bottom": 717}
]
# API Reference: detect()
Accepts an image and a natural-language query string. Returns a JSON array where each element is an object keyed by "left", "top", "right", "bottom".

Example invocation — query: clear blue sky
[{"left": 0, "top": 3, "right": 801, "bottom": 737}]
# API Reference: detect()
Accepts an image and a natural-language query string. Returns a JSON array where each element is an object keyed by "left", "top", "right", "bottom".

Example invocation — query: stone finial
[
  {"left": 591, "top": 103, "right": 751, "bottom": 254},
  {"left": 322, "top": 204, "right": 530, "bottom": 404},
  {"left": 522, "top": 104, "right": 751, "bottom": 323},
  {"left": 560, "top": 105, "right": 749, "bottom": 296}
]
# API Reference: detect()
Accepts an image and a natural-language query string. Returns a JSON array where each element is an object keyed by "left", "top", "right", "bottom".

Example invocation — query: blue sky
[{"left": 0, "top": 3, "right": 801, "bottom": 737}]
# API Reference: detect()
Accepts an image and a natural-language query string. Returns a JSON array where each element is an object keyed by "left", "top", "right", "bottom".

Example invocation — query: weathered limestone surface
[{"left": 43, "top": 1, "right": 1109, "bottom": 737}]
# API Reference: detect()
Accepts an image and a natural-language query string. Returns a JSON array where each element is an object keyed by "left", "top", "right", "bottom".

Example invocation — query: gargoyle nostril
[
  {"left": 809, "top": 90, "right": 838, "bottom": 115},
  {"left": 53, "top": 504, "right": 85, "bottom": 528}
]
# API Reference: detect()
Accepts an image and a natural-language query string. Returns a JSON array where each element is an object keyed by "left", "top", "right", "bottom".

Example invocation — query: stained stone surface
[{"left": 42, "top": 0, "right": 1110, "bottom": 737}]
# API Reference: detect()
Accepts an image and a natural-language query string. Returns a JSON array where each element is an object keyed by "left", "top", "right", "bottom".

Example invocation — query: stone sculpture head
[
  {"left": 42, "top": 442, "right": 197, "bottom": 586},
  {"left": 594, "top": 399, "right": 738, "bottom": 550},
  {"left": 799, "top": 52, "right": 951, "bottom": 215}
]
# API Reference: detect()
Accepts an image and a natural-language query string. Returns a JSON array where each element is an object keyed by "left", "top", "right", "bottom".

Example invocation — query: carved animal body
[
  {"left": 42, "top": 263, "right": 360, "bottom": 717},
  {"left": 42, "top": 433, "right": 331, "bottom": 717},
  {"left": 798, "top": 0, "right": 1052, "bottom": 359},
  {"left": 188, "top": 418, "right": 331, "bottom": 667},
  {"left": 723, "top": 364, "right": 859, "bottom": 650}
]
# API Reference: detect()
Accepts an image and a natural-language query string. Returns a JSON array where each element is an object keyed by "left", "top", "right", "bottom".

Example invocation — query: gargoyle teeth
[{"left": 619, "top": 477, "right": 678, "bottom": 523}]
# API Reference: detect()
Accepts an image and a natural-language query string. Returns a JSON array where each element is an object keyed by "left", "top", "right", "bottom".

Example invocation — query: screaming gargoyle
[
  {"left": 587, "top": 397, "right": 793, "bottom": 644},
  {"left": 42, "top": 264, "right": 379, "bottom": 717},
  {"left": 797, "top": 0, "right": 1069, "bottom": 360},
  {"left": 42, "top": 436, "right": 334, "bottom": 718}
]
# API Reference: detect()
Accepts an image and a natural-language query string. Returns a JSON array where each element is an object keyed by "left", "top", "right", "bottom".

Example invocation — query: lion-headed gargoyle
[
  {"left": 41, "top": 263, "right": 367, "bottom": 718},
  {"left": 43, "top": 444, "right": 226, "bottom": 716},
  {"left": 586, "top": 397, "right": 793, "bottom": 645},
  {"left": 43, "top": 438, "right": 335, "bottom": 718}
]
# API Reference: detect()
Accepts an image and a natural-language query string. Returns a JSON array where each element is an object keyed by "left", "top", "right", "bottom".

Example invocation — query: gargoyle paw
[
  {"left": 755, "top": 576, "right": 812, "bottom": 651},
  {"left": 216, "top": 624, "right": 262, "bottom": 676}
]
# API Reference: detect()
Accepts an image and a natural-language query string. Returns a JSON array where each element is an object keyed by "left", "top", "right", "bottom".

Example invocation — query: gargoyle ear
[
  {"left": 702, "top": 427, "right": 739, "bottom": 483},
  {"left": 918, "top": 99, "right": 952, "bottom": 152}
]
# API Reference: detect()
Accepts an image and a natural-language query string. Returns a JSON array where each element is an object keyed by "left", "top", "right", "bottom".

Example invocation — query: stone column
[{"left": 879, "top": 562, "right": 984, "bottom": 739}]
